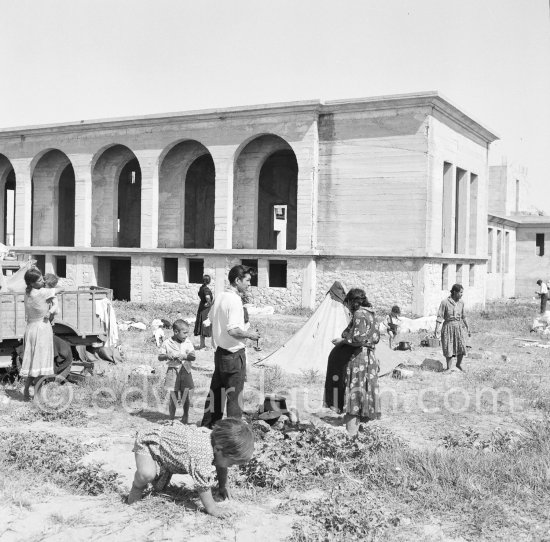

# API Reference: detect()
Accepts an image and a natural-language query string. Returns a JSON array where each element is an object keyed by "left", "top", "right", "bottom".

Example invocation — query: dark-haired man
[
  {"left": 201, "top": 265, "right": 260, "bottom": 428},
  {"left": 536, "top": 279, "right": 548, "bottom": 314}
]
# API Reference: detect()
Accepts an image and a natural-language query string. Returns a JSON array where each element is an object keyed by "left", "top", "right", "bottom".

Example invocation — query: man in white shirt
[
  {"left": 536, "top": 280, "right": 548, "bottom": 314},
  {"left": 201, "top": 265, "right": 260, "bottom": 428}
]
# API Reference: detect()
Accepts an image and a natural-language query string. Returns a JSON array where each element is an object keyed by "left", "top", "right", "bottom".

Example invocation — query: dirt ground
[{"left": 1, "top": 301, "right": 549, "bottom": 541}]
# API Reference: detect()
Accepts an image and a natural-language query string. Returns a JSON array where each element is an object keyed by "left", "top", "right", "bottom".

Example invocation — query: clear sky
[{"left": 1, "top": 0, "right": 549, "bottom": 211}]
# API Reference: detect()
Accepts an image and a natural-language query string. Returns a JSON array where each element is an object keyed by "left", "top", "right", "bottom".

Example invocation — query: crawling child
[
  {"left": 128, "top": 418, "right": 254, "bottom": 518},
  {"left": 158, "top": 320, "right": 196, "bottom": 423}
]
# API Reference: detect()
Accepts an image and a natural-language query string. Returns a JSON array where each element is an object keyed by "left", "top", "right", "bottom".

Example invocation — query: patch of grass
[
  {"left": 0, "top": 432, "right": 122, "bottom": 496},
  {"left": 15, "top": 403, "right": 89, "bottom": 427}
]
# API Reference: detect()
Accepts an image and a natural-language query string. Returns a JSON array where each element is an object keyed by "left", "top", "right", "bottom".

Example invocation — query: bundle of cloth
[
  {"left": 379, "top": 315, "right": 437, "bottom": 334},
  {"left": 531, "top": 312, "right": 550, "bottom": 334}
]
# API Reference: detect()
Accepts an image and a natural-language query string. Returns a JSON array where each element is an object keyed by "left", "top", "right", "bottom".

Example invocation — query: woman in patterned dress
[
  {"left": 194, "top": 275, "right": 213, "bottom": 349},
  {"left": 324, "top": 288, "right": 380, "bottom": 436},
  {"left": 434, "top": 283, "right": 471, "bottom": 372},
  {"left": 20, "top": 267, "right": 57, "bottom": 401}
]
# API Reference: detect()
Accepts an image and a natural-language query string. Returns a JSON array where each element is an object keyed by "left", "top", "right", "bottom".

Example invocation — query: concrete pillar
[
  {"left": 12, "top": 158, "right": 33, "bottom": 247},
  {"left": 69, "top": 154, "right": 94, "bottom": 247},
  {"left": 295, "top": 122, "right": 319, "bottom": 250},
  {"left": 211, "top": 148, "right": 236, "bottom": 249},
  {"left": 441, "top": 162, "right": 456, "bottom": 253},
  {"left": 178, "top": 257, "right": 190, "bottom": 286},
  {"left": 257, "top": 258, "right": 269, "bottom": 288},
  {"left": 44, "top": 254, "right": 55, "bottom": 275},
  {"left": 456, "top": 168, "right": 470, "bottom": 254},
  {"left": 469, "top": 173, "right": 479, "bottom": 255},
  {"left": 134, "top": 149, "right": 162, "bottom": 249},
  {"left": 212, "top": 255, "right": 228, "bottom": 297},
  {"left": 300, "top": 258, "right": 317, "bottom": 309}
]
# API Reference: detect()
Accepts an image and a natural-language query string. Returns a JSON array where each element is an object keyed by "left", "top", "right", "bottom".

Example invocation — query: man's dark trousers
[{"left": 201, "top": 347, "right": 246, "bottom": 428}]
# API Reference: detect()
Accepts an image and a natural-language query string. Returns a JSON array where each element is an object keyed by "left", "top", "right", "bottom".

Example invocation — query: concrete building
[
  {"left": 0, "top": 92, "right": 498, "bottom": 314},
  {"left": 487, "top": 162, "right": 550, "bottom": 298}
]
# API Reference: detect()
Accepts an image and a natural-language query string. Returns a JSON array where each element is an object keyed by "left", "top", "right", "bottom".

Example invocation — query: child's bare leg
[
  {"left": 181, "top": 393, "right": 191, "bottom": 424},
  {"left": 168, "top": 391, "right": 177, "bottom": 419},
  {"left": 199, "top": 335, "right": 206, "bottom": 349},
  {"left": 128, "top": 452, "right": 157, "bottom": 504}
]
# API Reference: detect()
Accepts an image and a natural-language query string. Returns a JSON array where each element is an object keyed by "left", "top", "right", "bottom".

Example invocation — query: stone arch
[
  {"left": 158, "top": 140, "right": 215, "bottom": 248},
  {"left": 30, "top": 149, "right": 75, "bottom": 246},
  {"left": 92, "top": 144, "right": 141, "bottom": 248},
  {"left": 232, "top": 134, "right": 298, "bottom": 249},
  {"left": 0, "top": 154, "right": 15, "bottom": 246}
]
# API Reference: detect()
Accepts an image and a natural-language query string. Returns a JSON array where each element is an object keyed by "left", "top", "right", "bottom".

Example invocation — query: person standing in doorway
[
  {"left": 536, "top": 280, "right": 548, "bottom": 314},
  {"left": 201, "top": 265, "right": 260, "bottom": 428}
]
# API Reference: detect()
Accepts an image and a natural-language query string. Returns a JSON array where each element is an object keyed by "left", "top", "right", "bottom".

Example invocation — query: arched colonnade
[{"left": 0, "top": 134, "right": 300, "bottom": 250}]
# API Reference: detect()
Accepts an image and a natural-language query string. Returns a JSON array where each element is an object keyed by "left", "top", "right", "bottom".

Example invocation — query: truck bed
[{"left": 0, "top": 287, "right": 113, "bottom": 341}]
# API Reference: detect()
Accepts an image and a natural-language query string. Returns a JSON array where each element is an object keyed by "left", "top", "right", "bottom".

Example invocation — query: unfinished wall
[
  {"left": 158, "top": 140, "right": 212, "bottom": 248},
  {"left": 515, "top": 225, "right": 550, "bottom": 296},
  {"left": 315, "top": 257, "right": 417, "bottom": 313},
  {"left": 92, "top": 145, "right": 137, "bottom": 247},
  {"left": 427, "top": 115, "right": 489, "bottom": 257},
  {"left": 317, "top": 108, "right": 429, "bottom": 254},
  {"left": 233, "top": 135, "right": 294, "bottom": 249},
  {"left": 488, "top": 164, "right": 527, "bottom": 216},
  {"left": 0, "top": 154, "right": 15, "bottom": 244},
  {"left": 486, "top": 220, "right": 516, "bottom": 299},
  {"left": 31, "top": 149, "right": 72, "bottom": 246}
]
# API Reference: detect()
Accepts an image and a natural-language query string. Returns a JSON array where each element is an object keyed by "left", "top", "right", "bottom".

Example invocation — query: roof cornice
[
  {"left": 0, "top": 92, "right": 498, "bottom": 144},
  {"left": 323, "top": 91, "right": 499, "bottom": 144}
]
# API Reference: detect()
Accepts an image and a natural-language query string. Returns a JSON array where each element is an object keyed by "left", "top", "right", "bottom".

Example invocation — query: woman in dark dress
[
  {"left": 324, "top": 288, "right": 380, "bottom": 436},
  {"left": 194, "top": 275, "right": 213, "bottom": 350}
]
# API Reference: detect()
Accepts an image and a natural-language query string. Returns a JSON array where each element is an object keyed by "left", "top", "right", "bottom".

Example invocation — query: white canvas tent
[{"left": 255, "top": 281, "right": 403, "bottom": 376}]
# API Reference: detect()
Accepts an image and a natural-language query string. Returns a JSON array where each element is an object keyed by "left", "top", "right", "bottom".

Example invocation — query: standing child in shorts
[
  {"left": 385, "top": 305, "right": 401, "bottom": 349},
  {"left": 159, "top": 320, "right": 196, "bottom": 424}
]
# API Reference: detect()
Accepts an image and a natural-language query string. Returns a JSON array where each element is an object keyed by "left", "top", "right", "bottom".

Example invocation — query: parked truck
[{"left": 0, "top": 285, "right": 113, "bottom": 382}]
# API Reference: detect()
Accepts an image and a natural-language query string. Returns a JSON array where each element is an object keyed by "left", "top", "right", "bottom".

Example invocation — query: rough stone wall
[
  {"left": 64, "top": 253, "right": 96, "bottom": 289},
  {"left": 315, "top": 257, "right": 417, "bottom": 313},
  {"left": 423, "top": 260, "right": 486, "bottom": 314},
  {"left": 209, "top": 255, "right": 305, "bottom": 309}
]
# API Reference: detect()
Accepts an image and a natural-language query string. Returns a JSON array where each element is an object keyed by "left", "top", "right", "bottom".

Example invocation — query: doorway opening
[{"left": 96, "top": 257, "right": 131, "bottom": 300}]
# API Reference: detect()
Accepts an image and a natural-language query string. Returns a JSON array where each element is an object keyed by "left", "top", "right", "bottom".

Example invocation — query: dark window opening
[
  {"left": 55, "top": 256, "right": 66, "bottom": 278},
  {"left": 241, "top": 259, "right": 258, "bottom": 286},
  {"left": 163, "top": 258, "right": 178, "bottom": 283},
  {"left": 269, "top": 260, "right": 287, "bottom": 288},
  {"left": 189, "top": 259, "right": 204, "bottom": 284},
  {"left": 442, "top": 263, "right": 448, "bottom": 290},
  {"left": 536, "top": 233, "right": 545, "bottom": 257},
  {"left": 33, "top": 255, "right": 46, "bottom": 274}
]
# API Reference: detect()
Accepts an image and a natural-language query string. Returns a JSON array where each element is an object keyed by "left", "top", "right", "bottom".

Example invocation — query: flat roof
[{"left": 0, "top": 91, "right": 498, "bottom": 144}]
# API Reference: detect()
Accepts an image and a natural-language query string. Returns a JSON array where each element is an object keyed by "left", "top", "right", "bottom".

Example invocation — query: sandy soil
[{"left": 0, "top": 311, "right": 547, "bottom": 541}]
